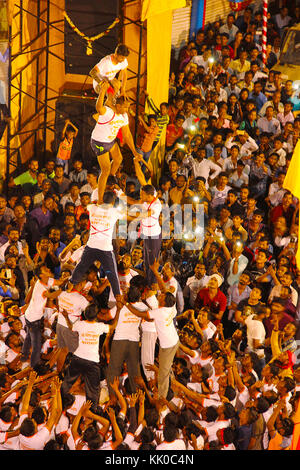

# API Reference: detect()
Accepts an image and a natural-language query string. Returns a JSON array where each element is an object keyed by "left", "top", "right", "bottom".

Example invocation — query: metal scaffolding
[
  {"left": 5, "top": 0, "right": 66, "bottom": 191},
  {"left": 5, "top": 0, "right": 146, "bottom": 190}
]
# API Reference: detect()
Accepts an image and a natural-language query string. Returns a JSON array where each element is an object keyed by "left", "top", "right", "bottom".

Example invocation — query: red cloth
[
  {"left": 196, "top": 288, "right": 227, "bottom": 323},
  {"left": 117, "top": 128, "right": 123, "bottom": 144},
  {"left": 166, "top": 124, "right": 184, "bottom": 148}
]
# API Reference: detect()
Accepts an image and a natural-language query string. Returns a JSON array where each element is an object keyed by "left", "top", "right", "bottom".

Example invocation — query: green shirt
[{"left": 14, "top": 171, "right": 37, "bottom": 186}]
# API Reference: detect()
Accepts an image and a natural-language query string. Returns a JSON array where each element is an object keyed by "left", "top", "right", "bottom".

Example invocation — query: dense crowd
[{"left": 0, "top": 1, "right": 300, "bottom": 451}]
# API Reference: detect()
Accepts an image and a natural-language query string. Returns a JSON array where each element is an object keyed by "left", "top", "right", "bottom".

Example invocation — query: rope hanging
[{"left": 64, "top": 12, "right": 120, "bottom": 55}]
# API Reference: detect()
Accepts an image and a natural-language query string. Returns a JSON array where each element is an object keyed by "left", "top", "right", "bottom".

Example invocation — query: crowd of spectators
[{"left": 0, "top": 0, "right": 300, "bottom": 451}]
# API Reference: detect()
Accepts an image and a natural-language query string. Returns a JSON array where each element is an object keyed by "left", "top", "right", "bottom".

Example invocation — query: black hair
[
  {"left": 83, "top": 303, "right": 98, "bottom": 321},
  {"left": 129, "top": 274, "right": 147, "bottom": 291},
  {"left": 141, "top": 184, "right": 155, "bottom": 196},
  {"left": 221, "top": 427, "right": 236, "bottom": 445},
  {"left": 145, "top": 408, "right": 159, "bottom": 427},
  {"left": 140, "top": 427, "right": 155, "bottom": 444},
  {"left": 32, "top": 406, "right": 47, "bottom": 425},
  {"left": 206, "top": 406, "right": 218, "bottom": 422},
  {"left": 255, "top": 397, "right": 270, "bottom": 414},
  {"left": 164, "top": 292, "right": 176, "bottom": 308},
  {"left": 87, "top": 434, "right": 103, "bottom": 450},
  {"left": 44, "top": 439, "right": 61, "bottom": 450},
  {"left": 223, "top": 402, "right": 236, "bottom": 419},
  {"left": 20, "top": 417, "right": 36, "bottom": 437},
  {"left": 163, "top": 426, "right": 178, "bottom": 442},
  {"left": 115, "top": 44, "right": 130, "bottom": 57},
  {"left": 185, "top": 423, "right": 202, "bottom": 440},
  {"left": 0, "top": 405, "right": 13, "bottom": 422},
  {"left": 127, "top": 285, "right": 142, "bottom": 303},
  {"left": 139, "top": 443, "right": 156, "bottom": 450},
  {"left": 103, "top": 191, "right": 117, "bottom": 205},
  {"left": 164, "top": 411, "right": 178, "bottom": 428},
  {"left": 61, "top": 393, "right": 76, "bottom": 410},
  {"left": 279, "top": 418, "right": 294, "bottom": 437},
  {"left": 224, "top": 385, "right": 236, "bottom": 402}
]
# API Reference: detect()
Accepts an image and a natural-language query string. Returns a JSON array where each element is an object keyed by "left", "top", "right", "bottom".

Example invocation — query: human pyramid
[{"left": 1, "top": 5, "right": 300, "bottom": 450}]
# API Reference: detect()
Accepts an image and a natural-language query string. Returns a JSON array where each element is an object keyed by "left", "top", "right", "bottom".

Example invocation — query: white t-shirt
[
  {"left": 139, "top": 198, "right": 162, "bottom": 237},
  {"left": 73, "top": 320, "right": 109, "bottom": 363},
  {"left": 245, "top": 314, "right": 266, "bottom": 358},
  {"left": 201, "top": 322, "right": 217, "bottom": 341},
  {"left": 141, "top": 294, "right": 159, "bottom": 333},
  {"left": 91, "top": 106, "right": 129, "bottom": 143},
  {"left": 93, "top": 54, "right": 128, "bottom": 90},
  {"left": 156, "top": 439, "right": 186, "bottom": 450},
  {"left": 114, "top": 302, "right": 148, "bottom": 342},
  {"left": 87, "top": 204, "right": 121, "bottom": 251},
  {"left": 147, "top": 306, "right": 179, "bottom": 349},
  {"left": 25, "top": 278, "right": 55, "bottom": 322},
  {"left": 18, "top": 413, "right": 50, "bottom": 450},
  {"left": 57, "top": 291, "right": 90, "bottom": 328}
]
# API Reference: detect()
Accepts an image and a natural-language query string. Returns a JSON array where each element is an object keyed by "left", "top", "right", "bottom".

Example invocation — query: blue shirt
[
  {"left": 53, "top": 241, "right": 66, "bottom": 279},
  {"left": 249, "top": 91, "right": 267, "bottom": 111}
]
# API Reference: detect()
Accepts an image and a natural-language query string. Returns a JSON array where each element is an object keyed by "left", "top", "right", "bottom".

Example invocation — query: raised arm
[
  {"left": 267, "top": 399, "right": 286, "bottom": 439},
  {"left": 72, "top": 400, "right": 92, "bottom": 443},
  {"left": 107, "top": 407, "right": 123, "bottom": 449},
  {"left": 95, "top": 81, "right": 110, "bottom": 115},
  {"left": 19, "top": 370, "right": 37, "bottom": 415},
  {"left": 110, "top": 376, "right": 127, "bottom": 416}
]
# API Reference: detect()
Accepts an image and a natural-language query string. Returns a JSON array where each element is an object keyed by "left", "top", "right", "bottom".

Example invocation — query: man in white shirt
[
  {"left": 267, "top": 171, "right": 287, "bottom": 207},
  {"left": 125, "top": 291, "right": 179, "bottom": 399},
  {"left": 183, "top": 262, "right": 209, "bottom": 308},
  {"left": 244, "top": 307, "right": 268, "bottom": 364},
  {"left": 89, "top": 43, "right": 129, "bottom": 96},
  {"left": 137, "top": 184, "right": 162, "bottom": 287},
  {"left": 219, "top": 14, "right": 239, "bottom": 43},
  {"left": 69, "top": 190, "right": 123, "bottom": 302},
  {"left": 257, "top": 106, "right": 281, "bottom": 136},
  {"left": 183, "top": 147, "right": 221, "bottom": 187},
  {"left": 56, "top": 278, "right": 90, "bottom": 370},
  {"left": 60, "top": 303, "right": 115, "bottom": 409},
  {"left": 227, "top": 241, "right": 249, "bottom": 287},
  {"left": 91, "top": 80, "right": 140, "bottom": 197},
  {"left": 21, "top": 264, "right": 65, "bottom": 367},
  {"left": 106, "top": 286, "right": 149, "bottom": 395},
  {"left": 0, "top": 227, "right": 24, "bottom": 263}
]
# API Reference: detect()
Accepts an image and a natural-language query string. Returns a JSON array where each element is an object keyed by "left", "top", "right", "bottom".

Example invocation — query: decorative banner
[
  {"left": 190, "top": 0, "right": 206, "bottom": 39},
  {"left": 283, "top": 139, "right": 300, "bottom": 269},
  {"left": 64, "top": 12, "right": 120, "bottom": 55},
  {"left": 229, "top": 0, "right": 252, "bottom": 12}
]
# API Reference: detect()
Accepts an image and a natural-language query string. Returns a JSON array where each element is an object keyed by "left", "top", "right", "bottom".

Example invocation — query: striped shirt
[{"left": 146, "top": 97, "right": 169, "bottom": 141}]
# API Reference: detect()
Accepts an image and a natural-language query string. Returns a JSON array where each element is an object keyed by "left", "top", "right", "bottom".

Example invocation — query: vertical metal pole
[
  {"left": 262, "top": 0, "right": 269, "bottom": 65},
  {"left": 43, "top": 0, "right": 50, "bottom": 155},
  {"left": 18, "top": 0, "right": 23, "bottom": 132},
  {"left": 34, "top": 0, "right": 40, "bottom": 155},
  {"left": 6, "top": 24, "right": 12, "bottom": 196},
  {"left": 134, "top": 21, "right": 143, "bottom": 146}
]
